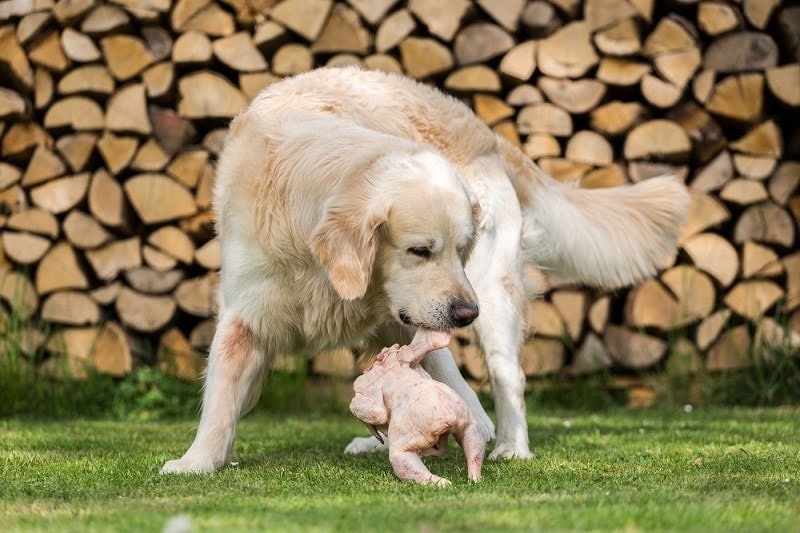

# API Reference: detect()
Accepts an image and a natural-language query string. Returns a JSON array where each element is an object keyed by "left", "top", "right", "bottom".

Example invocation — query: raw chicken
[{"left": 349, "top": 329, "right": 485, "bottom": 486}]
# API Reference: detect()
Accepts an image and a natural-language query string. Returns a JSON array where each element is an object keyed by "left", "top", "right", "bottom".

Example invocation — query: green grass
[{"left": 2, "top": 406, "right": 799, "bottom": 532}]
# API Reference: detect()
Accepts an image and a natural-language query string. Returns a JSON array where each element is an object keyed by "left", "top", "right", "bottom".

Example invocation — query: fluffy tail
[{"left": 497, "top": 137, "right": 690, "bottom": 289}]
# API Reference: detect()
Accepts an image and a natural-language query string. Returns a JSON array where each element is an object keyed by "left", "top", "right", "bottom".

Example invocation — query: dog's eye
[{"left": 407, "top": 246, "right": 432, "bottom": 259}]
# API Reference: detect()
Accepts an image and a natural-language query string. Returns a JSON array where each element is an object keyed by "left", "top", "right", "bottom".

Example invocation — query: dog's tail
[{"left": 497, "top": 137, "right": 690, "bottom": 289}]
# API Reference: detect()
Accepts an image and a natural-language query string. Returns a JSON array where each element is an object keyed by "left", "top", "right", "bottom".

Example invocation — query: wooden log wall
[{"left": 0, "top": 0, "right": 798, "bottom": 391}]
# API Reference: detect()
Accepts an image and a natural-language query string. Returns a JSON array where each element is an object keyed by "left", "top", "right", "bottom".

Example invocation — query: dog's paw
[
  {"left": 487, "top": 443, "right": 534, "bottom": 461},
  {"left": 344, "top": 436, "right": 389, "bottom": 455},
  {"left": 160, "top": 456, "right": 219, "bottom": 474}
]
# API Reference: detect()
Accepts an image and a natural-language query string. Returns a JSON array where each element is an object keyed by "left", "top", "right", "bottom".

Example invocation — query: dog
[{"left": 161, "top": 67, "right": 688, "bottom": 474}]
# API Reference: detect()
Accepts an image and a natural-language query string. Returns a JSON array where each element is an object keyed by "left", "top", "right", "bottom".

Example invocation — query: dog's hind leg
[{"left": 161, "top": 311, "right": 267, "bottom": 474}]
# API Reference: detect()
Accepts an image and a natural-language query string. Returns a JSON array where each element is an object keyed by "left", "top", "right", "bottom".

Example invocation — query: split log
[
  {"left": 706, "top": 325, "right": 751, "bottom": 372},
  {"left": 741, "top": 241, "right": 782, "bottom": 279},
  {"left": 21, "top": 145, "right": 65, "bottom": 186},
  {"left": 28, "top": 30, "right": 70, "bottom": 73},
  {"left": 696, "top": 309, "right": 730, "bottom": 351},
  {"left": 783, "top": 253, "right": 800, "bottom": 311},
  {"left": 158, "top": 327, "right": 205, "bottom": 381},
  {"left": 681, "top": 190, "right": 730, "bottom": 239},
  {"left": 566, "top": 332, "right": 612, "bottom": 376},
  {"left": 596, "top": 18, "right": 641, "bottom": 56},
  {"left": 0, "top": 25, "right": 34, "bottom": 89},
  {"left": 88, "top": 168, "right": 128, "bottom": 229},
  {"left": 588, "top": 295, "right": 610, "bottom": 333},
  {"left": 605, "top": 325, "right": 668, "bottom": 370},
  {"left": 125, "top": 267, "right": 184, "bottom": 294},
  {"left": 498, "top": 40, "right": 536, "bottom": 82},
  {"left": 84, "top": 237, "right": 142, "bottom": 281},
  {"left": 35, "top": 241, "right": 89, "bottom": 295},
  {"left": 697, "top": 1, "right": 741, "bottom": 36},
  {"left": 89, "top": 281, "right": 121, "bottom": 306},
  {"left": 375, "top": 9, "right": 415, "bottom": 53},
  {"left": 691, "top": 150, "right": 732, "bottom": 192},
  {"left": 47, "top": 323, "right": 133, "bottom": 378},
  {"left": 174, "top": 272, "right": 217, "bottom": 317},
  {"left": 41, "top": 291, "right": 101, "bottom": 325},
  {"left": 271, "top": 43, "right": 313, "bottom": 75},
  {"left": 57, "top": 65, "right": 115, "bottom": 96},
  {"left": 523, "top": 133, "right": 560, "bottom": 159},
  {"left": 213, "top": 31, "right": 268, "bottom": 71},
  {"left": 642, "top": 15, "right": 701, "bottom": 89},
  {"left": 454, "top": 22, "right": 514, "bottom": 65},
  {"left": 2, "top": 231, "right": 51, "bottom": 264},
  {"left": 148, "top": 226, "right": 195, "bottom": 264},
  {"left": 719, "top": 179, "right": 768, "bottom": 205},
  {"left": 680, "top": 232, "right": 738, "bottom": 287},
  {"left": 63, "top": 210, "right": 112, "bottom": 249},
  {"left": 733, "top": 202, "right": 795, "bottom": 248},
  {"left": 589, "top": 100, "right": 646, "bottom": 136},
  {"left": 409, "top": 0, "right": 472, "bottom": 42},
  {"left": 115, "top": 286, "right": 176, "bottom": 332},
  {"left": 706, "top": 73, "right": 763, "bottom": 123},
  {"left": 551, "top": 290, "right": 584, "bottom": 341},
  {"left": 538, "top": 77, "right": 605, "bottom": 114},
  {"left": 81, "top": 4, "right": 131, "bottom": 35},
  {"left": 172, "top": 30, "right": 213, "bottom": 66},
  {"left": 766, "top": 64, "right": 800, "bottom": 107},
  {"left": 33, "top": 67, "right": 53, "bottom": 109},
  {"left": 597, "top": 57, "right": 650, "bottom": 87},
  {"left": 177, "top": 71, "right": 247, "bottom": 119},
  {"left": 520, "top": 337, "right": 564, "bottom": 377},
  {"left": 525, "top": 299, "right": 564, "bottom": 338},
  {"left": 703, "top": 32, "right": 778, "bottom": 73},
  {"left": 106, "top": 83, "right": 152, "bottom": 134},
  {"left": 131, "top": 138, "right": 169, "bottom": 171},
  {"left": 473, "top": 94, "right": 514, "bottom": 126},
  {"left": 97, "top": 132, "right": 138, "bottom": 174},
  {"left": 312, "top": 4, "right": 371, "bottom": 54},
  {"left": 124, "top": 173, "right": 197, "bottom": 224},
  {"left": 142, "top": 245, "right": 179, "bottom": 271},
  {"left": 30, "top": 172, "right": 90, "bottom": 214},
  {"left": 641, "top": 75, "right": 682, "bottom": 109},
  {"left": 623, "top": 119, "right": 691, "bottom": 162},
  {"left": 769, "top": 162, "right": 800, "bottom": 206},
  {"left": 517, "top": 103, "right": 572, "bottom": 136},
  {"left": 399, "top": 37, "right": 454, "bottom": 79},
  {"left": 55, "top": 132, "right": 96, "bottom": 172},
  {"left": 6, "top": 207, "right": 59, "bottom": 238},
  {"left": 43, "top": 97, "right": 104, "bottom": 131},
  {"left": 195, "top": 238, "right": 220, "bottom": 270},
  {"left": 729, "top": 120, "right": 782, "bottom": 159},
  {"left": 537, "top": 21, "right": 598, "bottom": 78},
  {"left": 669, "top": 102, "right": 726, "bottom": 164},
  {"left": 61, "top": 28, "right": 101, "bottom": 63},
  {"left": 142, "top": 62, "right": 174, "bottom": 100},
  {"left": 269, "top": 0, "right": 332, "bottom": 41},
  {"left": 724, "top": 280, "right": 784, "bottom": 321},
  {"left": 565, "top": 130, "right": 613, "bottom": 166},
  {"left": 444, "top": 65, "right": 501, "bottom": 93}
]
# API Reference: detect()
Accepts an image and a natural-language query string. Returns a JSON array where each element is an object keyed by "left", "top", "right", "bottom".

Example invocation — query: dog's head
[{"left": 310, "top": 150, "right": 480, "bottom": 331}]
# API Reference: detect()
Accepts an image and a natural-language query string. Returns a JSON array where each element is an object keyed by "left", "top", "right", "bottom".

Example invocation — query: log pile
[{"left": 0, "top": 0, "right": 797, "bottom": 391}]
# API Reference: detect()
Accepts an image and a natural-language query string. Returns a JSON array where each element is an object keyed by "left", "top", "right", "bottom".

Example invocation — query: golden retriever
[{"left": 161, "top": 67, "right": 688, "bottom": 474}]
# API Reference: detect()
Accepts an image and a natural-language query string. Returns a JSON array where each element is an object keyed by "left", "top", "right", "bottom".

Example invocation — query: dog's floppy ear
[{"left": 310, "top": 195, "right": 384, "bottom": 300}]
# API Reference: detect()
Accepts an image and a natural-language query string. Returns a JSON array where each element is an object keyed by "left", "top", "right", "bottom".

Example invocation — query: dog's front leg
[{"left": 161, "top": 311, "right": 267, "bottom": 474}]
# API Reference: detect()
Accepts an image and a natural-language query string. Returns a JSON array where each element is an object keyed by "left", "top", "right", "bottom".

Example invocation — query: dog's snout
[{"left": 450, "top": 299, "right": 479, "bottom": 327}]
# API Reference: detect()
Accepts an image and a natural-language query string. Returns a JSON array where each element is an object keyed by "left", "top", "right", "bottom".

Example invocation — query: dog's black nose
[{"left": 449, "top": 299, "right": 479, "bottom": 327}]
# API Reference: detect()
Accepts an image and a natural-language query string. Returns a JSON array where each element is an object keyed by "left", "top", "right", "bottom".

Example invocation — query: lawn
[{"left": 1, "top": 406, "right": 799, "bottom": 532}]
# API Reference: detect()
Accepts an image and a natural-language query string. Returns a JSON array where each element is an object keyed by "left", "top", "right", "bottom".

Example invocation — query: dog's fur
[{"left": 161, "top": 67, "right": 689, "bottom": 474}]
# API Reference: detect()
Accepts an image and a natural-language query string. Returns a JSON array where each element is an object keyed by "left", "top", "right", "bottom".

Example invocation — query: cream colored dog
[{"left": 161, "top": 67, "right": 688, "bottom": 474}]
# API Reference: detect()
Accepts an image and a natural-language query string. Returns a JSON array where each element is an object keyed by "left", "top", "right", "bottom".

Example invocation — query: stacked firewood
[{"left": 0, "top": 0, "right": 797, "bottom": 387}]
